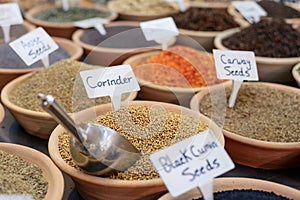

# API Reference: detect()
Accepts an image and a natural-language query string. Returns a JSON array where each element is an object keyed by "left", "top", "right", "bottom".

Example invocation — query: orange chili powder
[{"left": 133, "top": 45, "right": 223, "bottom": 88}]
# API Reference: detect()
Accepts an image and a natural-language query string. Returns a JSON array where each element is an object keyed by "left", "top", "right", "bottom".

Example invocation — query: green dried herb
[
  {"left": 34, "top": 7, "right": 112, "bottom": 22},
  {"left": 0, "top": 150, "right": 48, "bottom": 200}
]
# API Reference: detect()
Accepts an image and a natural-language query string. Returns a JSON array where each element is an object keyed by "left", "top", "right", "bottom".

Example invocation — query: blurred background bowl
[
  {"left": 48, "top": 100, "right": 224, "bottom": 200},
  {"left": 190, "top": 81, "right": 300, "bottom": 169},
  {"left": 25, "top": 3, "right": 118, "bottom": 39},
  {"left": 0, "top": 142, "right": 64, "bottom": 199},
  {"left": 158, "top": 177, "right": 300, "bottom": 200}
]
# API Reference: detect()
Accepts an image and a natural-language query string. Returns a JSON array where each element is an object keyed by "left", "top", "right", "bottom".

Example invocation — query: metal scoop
[{"left": 38, "top": 93, "right": 140, "bottom": 176}]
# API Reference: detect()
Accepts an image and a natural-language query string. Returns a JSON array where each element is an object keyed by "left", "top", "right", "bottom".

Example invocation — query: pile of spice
[
  {"left": 198, "top": 83, "right": 300, "bottom": 143},
  {"left": 222, "top": 19, "right": 300, "bottom": 58},
  {"left": 172, "top": 7, "right": 240, "bottom": 32},
  {"left": 0, "top": 150, "right": 48, "bottom": 200},
  {"left": 109, "top": 0, "right": 179, "bottom": 15},
  {"left": 0, "top": 24, "right": 28, "bottom": 40},
  {"left": 134, "top": 45, "right": 223, "bottom": 88},
  {"left": 34, "top": 7, "right": 112, "bottom": 23},
  {"left": 194, "top": 189, "right": 289, "bottom": 200},
  {"left": 9, "top": 59, "right": 131, "bottom": 113},
  {"left": 258, "top": 0, "right": 300, "bottom": 19},
  {"left": 58, "top": 105, "right": 209, "bottom": 180},
  {"left": 79, "top": 25, "right": 157, "bottom": 48},
  {"left": 0, "top": 43, "right": 70, "bottom": 69}
]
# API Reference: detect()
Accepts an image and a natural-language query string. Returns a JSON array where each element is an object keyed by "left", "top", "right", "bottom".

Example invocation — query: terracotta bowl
[
  {"left": 25, "top": 3, "right": 118, "bottom": 39},
  {"left": 0, "top": 103, "right": 4, "bottom": 124},
  {"left": 0, "top": 73, "right": 137, "bottom": 139},
  {"left": 0, "top": 142, "right": 64, "bottom": 199},
  {"left": 48, "top": 100, "right": 224, "bottom": 200},
  {"left": 158, "top": 177, "right": 300, "bottom": 200},
  {"left": 190, "top": 81, "right": 300, "bottom": 169},
  {"left": 176, "top": 3, "right": 249, "bottom": 52},
  {"left": 292, "top": 62, "right": 300, "bottom": 87},
  {"left": 0, "top": 36, "right": 83, "bottom": 90},
  {"left": 123, "top": 50, "right": 227, "bottom": 107},
  {"left": 107, "top": 0, "right": 184, "bottom": 21},
  {"left": 214, "top": 28, "right": 300, "bottom": 84},
  {"left": 72, "top": 21, "right": 166, "bottom": 66}
]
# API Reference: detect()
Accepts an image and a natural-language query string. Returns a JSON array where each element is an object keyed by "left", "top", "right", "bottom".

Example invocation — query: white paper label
[
  {"left": 80, "top": 65, "right": 140, "bottom": 110},
  {"left": 140, "top": 17, "right": 179, "bottom": 41},
  {"left": 213, "top": 49, "right": 259, "bottom": 81},
  {"left": 0, "top": 194, "right": 33, "bottom": 200},
  {"left": 0, "top": 3, "right": 23, "bottom": 25},
  {"left": 166, "top": 0, "right": 186, "bottom": 12},
  {"left": 150, "top": 130, "right": 235, "bottom": 197},
  {"left": 9, "top": 27, "right": 59, "bottom": 66},
  {"left": 74, "top": 17, "right": 108, "bottom": 29},
  {"left": 232, "top": 1, "right": 267, "bottom": 23}
]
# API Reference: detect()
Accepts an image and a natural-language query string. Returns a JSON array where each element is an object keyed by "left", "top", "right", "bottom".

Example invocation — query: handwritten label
[
  {"left": 213, "top": 49, "right": 258, "bottom": 81},
  {"left": 74, "top": 17, "right": 108, "bottom": 35},
  {"left": 9, "top": 27, "right": 59, "bottom": 66},
  {"left": 0, "top": 3, "right": 23, "bottom": 25},
  {"left": 0, "top": 194, "right": 33, "bottom": 200},
  {"left": 80, "top": 65, "right": 140, "bottom": 110},
  {"left": 232, "top": 1, "right": 267, "bottom": 23},
  {"left": 150, "top": 130, "right": 234, "bottom": 197}
]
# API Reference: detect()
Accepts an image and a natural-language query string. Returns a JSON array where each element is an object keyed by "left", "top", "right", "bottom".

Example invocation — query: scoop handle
[{"left": 38, "top": 93, "right": 83, "bottom": 142}]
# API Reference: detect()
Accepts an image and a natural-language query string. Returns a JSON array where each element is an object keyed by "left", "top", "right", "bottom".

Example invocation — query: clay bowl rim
[
  {"left": 0, "top": 72, "right": 138, "bottom": 124},
  {"left": 107, "top": 0, "right": 186, "bottom": 20},
  {"left": 0, "top": 37, "right": 83, "bottom": 75},
  {"left": 214, "top": 27, "right": 300, "bottom": 65},
  {"left": 71, "top": 21, "right": 165, "bottom": 54},
  {"left": 123, "top": 50, "right": 229, "bottom": 93},
  {"left": 158, "top": 177, "right": 300, "bottom": 200},
  {"left": 48, "top": 100, "right": 224, "bottom": 187},
  {"left": 292, "top": 62, "right": 300, "bottom": 86},
  {"left": 190, "top": 81, "right": 300, "bottom": 149},
  {"left": 24, "top": 3, "right": 118, "bottom": 29},
  {"left": 0, "top": 142, "right": 65, "bottom": 200},
  {"left": 0, "top": 103, "right": 4, "bottom": 124}
]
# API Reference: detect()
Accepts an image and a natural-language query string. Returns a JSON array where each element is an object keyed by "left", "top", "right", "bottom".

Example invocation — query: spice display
[
  {"left": 134, "top": 45, "right": 223, "bottom": 88},
  {"left": 172, "top": 7, "right": 240, "bottom": 31},
  {"left": 0, "top": 24, "right": 28, "bottom": 40},
  {"left": 58, "top": 105, "right": 209, "bottom": 180},
  {"left": 222, "top": 19, "right": 300, "bottom": 58},
  {"left": 258, "top": 0, "right": 300, "bottom": 19},
  {"left": 198, "top": 83, "right": 300, "bottom": 143},
  {"left": 79, "top": 26, "right": 157, "bottom": 48},
  {"left": 0, "top": 43, "right": 70, "bottom": 69},
  {"left": 0, "top": 150, "right": 48, "bottom": 200},
  {"left": 34, "top": 7, "right": 112, "bottom": 23},
  {"left": 9, "top": 59, "right": 130, "bottom": 113},
  {"left": 194, "top": 189, "right": 289, "bottom": 200},
  {"left": 109, "top": 0, "right": 178, "bottom": 15}
]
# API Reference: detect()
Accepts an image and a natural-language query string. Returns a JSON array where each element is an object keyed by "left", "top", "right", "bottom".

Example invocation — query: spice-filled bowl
[
  {"left": 0, "top": 142, "right": 64, "bottom": 199},
  {"left": 123, "top": 45, "right": 226, "bottom": 107},
  {"left": 48, "top": 100, "right": 224, "bottom": 200},
  {"left": 190, "top": 81, "right": 300, "bottom": 169},
  {"left": 214, "top": 19, "right": 300, "bottom": 84},
  {"left": 107, "top": 0, "right": 182, "bottom": 21},
  {"left": 25, "top": 3, "right": 118, "bottom": 39},
  {"left": 292, "top": 63, "right": 300, "bottom": 87},
  {"left": 72, "top": 21, "right": 166, "bottom": 66},
  {"left": 1, "top": 59, "right": 137, "bottom": 139},
  {"left": 171, "top": 4, "right": 249, "bottom": 51},
  {"left": 0, "top": 36, "right": 83, "bottom": 90},
  {"left": 159, "top": 177, "right": 300, "bottom": 200}
]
